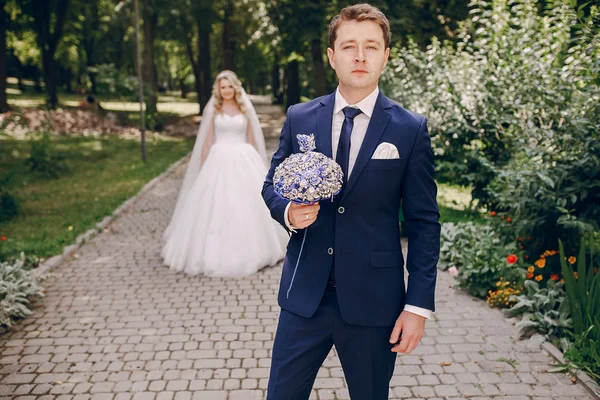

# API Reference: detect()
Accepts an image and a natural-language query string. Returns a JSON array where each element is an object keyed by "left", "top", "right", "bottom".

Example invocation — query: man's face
[{"left": 327, "top": 20, "right": 389, "bottom": 92}]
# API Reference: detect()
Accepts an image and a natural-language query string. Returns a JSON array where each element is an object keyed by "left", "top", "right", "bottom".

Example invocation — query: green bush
[
  {"left": 0, "top": 171, "right": 19, "bottom": 225},
  {"left": 503, "top": 279, "right": 571, "bottom": 339},
  {"left": 26, "top": 133, "right": 69, "bottom": 178},
  {"left": 558, "top": 239, "right": 600, "bottom": 381},
  {"left": 382, "top": 1, "right": 600, "bottom": 249},
  {"left": 440, "top": 222, "right": 525, "bottom": 299},
  {"left": 0, "top": 254, "right": 45, "bottom": 330},
  {"left": 0, "top": 191, "right": 18, "bottom": 223},
  {"left": 93, "top": 64, "right": 139, "bottom": 99}
]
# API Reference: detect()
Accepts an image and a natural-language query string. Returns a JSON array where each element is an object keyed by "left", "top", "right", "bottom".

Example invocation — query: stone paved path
[{"left": 0, "top": 116, "right": 596, "bottom": 399}]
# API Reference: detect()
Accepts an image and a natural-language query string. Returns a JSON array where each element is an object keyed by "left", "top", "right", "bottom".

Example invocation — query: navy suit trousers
[{"left": 267, "top": 287, "right": 397, "bottom": 400}]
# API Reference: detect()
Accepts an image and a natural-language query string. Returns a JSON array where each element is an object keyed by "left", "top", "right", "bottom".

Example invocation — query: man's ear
[{"left": 327, "top": 47, "right": 335, "bottom": 69}]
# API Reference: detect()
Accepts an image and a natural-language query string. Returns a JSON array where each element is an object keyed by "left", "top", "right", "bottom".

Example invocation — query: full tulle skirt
[{"left": 162, "top": 142, "right": 288, "bottom": 277}]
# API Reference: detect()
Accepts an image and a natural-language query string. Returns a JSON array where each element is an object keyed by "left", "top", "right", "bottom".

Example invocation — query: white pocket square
[{"left": 372, "top": 142, "right": 400, "bottom": 159}]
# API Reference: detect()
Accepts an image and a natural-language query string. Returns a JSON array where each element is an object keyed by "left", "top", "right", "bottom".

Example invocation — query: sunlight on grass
[
  {"left": 437, "top": 183, "right": 474, "bottom": 210},
  {"left": 6, "top": 77, "right": 199, "bottom": 116},
  {"left": 436, "top": 183, "right": 485, "bottom": 224},
  {"left": 7, "top": 98, "right": 44, "bottom": 107},
  {"left": 100, "top": 101, "right": 198, "bottom": 116},
  {"left": 0, "top": 135, "right": 194, "bottom": 260}
]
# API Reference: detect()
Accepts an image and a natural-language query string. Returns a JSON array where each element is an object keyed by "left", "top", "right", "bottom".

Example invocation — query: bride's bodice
[{"left": 213, "top": 113, "right": 248, "bottom": 144}]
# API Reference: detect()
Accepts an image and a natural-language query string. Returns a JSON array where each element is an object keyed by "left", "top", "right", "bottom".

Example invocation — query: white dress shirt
[{"left": 283, "top": 87, "right": 432, "bottom": 320}]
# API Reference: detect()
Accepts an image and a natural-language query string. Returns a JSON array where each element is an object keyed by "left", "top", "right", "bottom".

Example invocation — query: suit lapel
[
  {"left": 316, "top": 93, "right": 335, "bottom": 158},
  {"left": 342, "top": 93, "right": 393, "bottom": 200}
]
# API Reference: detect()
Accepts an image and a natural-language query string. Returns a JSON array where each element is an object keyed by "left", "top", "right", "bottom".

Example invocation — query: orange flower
[
  {"left": 506, "top": 217, "right": 512, "bottom": 223},
  {"left": 550, "top": 274, "right": 559, "bottom": 281},
  {"left": 518, "top": 237, "right": 523, "bottom": 242},
  {"left": 526, "top": 272, "right": 534, "bottom": 279},
  {"left": 501, "top": 215, "right": 505, "bottom": 220},
  {"left": 506, "top": 254, "right": 518, "bottom": 264},
  {"left": 574, "top": 272, "right": 579, "bottom": 279},
  {"left": 490, "top": 211, "right": 497, "bottom": 216},
  {"left": 0, "top": 236, "right": 6, "bottom": 241},
  {"left": 568, "top": 256, "right": 576, "bottom": 264},
  {"left": 525, "top": 255, "right": 529, "bottom": 259},
  {"left": 535, "top": 258, "right": 546, "bottom": 268},
  {"left": 535, "top": 275, "right": 543, "bottom": 282},
  {"left": 527, "top": 266, "right": 535, "bottom": 273}
]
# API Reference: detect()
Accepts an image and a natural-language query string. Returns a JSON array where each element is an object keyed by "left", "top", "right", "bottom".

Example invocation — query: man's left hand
[{"left": 389, "top": 311, "right": 425, "bottom": 354}]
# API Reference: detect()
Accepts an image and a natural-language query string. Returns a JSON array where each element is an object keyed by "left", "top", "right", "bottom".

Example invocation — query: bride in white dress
[{"left": 162, "top": 70, "right": 288, "bottom": 277}]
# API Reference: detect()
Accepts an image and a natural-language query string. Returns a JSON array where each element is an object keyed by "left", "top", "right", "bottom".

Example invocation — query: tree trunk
[
  {"left": 221, "top": 0, "right": 233, "bottom": 70},
  {"left": 13, "top": 55, "right": 25, "bottom": 92},
  {"left": 285, "top": 60, "right": 300, "bottom": 109},
  {"left": 311, "top": 38, "right": 326, "bottom": 97},
  {"left": 34, "top": 72, "right": 42, "bottom": 93},
  {"left": 179, "top": 79, "right": 187, "bottom": 98},
  {"left": 271, "top": 56, "right": 281, "bottom": 104},
  {"left": 141, "top": 0, "right": 157, "bottom": 115},
  {"left": 0, "top": 0, "right": 8, "bottom": 112},
  {"left": 90, "top": 73, "right": 97, "bottom": 94},
  {"left": 30, "top": 0, "right": 69, "bottom": 109},
  {"left": 196, "top": 21, "right": 212, "bottom": 112},
  {"left": 82, "top": 0, "right": 99, "bottom": 94},
  {"left": 184, "top": 39, "right": 201, "bottom": 109},
  {"left": 41, "top": 50, "right": 59, "bottom": 108}
]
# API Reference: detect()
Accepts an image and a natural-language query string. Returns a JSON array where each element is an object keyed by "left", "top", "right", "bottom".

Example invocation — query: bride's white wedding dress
[{"left": 162, "top": 112, "right": 288, "bottom": 277}]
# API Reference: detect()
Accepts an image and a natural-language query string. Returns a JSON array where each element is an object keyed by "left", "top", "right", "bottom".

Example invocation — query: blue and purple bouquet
[{"left": 273, "top": 134, "right": 343, "bottom": 204}]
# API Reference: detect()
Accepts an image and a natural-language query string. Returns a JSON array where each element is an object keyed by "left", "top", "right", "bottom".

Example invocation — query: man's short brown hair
[{"left": 328, "top": 3, "right": 391, "bottom": 49}]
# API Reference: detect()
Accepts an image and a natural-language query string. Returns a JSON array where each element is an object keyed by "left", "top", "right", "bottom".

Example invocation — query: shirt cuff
[
  {"left": 403, "top": 305, "right": 432, "bottom": 320},
  {"left": 284, "top": 202, "right": 297, "bottom": 233}
]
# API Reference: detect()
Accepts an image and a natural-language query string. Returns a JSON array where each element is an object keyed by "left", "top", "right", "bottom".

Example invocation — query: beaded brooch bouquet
[{"left": 273, "top": 134, "right": 343, "bottom": 204}]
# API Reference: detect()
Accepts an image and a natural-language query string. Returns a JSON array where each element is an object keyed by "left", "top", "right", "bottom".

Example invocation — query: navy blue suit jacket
[{"left": 262, "top": 91, "right": 440, "bottom": 327}]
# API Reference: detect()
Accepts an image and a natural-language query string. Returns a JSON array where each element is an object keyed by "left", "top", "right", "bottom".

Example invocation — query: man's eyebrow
[{"left": 339, "top": 39, "right": 382, "bottom": 45}]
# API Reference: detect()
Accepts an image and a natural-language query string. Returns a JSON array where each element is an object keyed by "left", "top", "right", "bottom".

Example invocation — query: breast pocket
[{"left": 366, "top": 158, "right": 405, "bottom": 171}]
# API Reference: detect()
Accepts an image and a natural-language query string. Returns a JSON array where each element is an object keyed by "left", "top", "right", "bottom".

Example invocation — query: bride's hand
[{"left": 288, "top": 202, "right": 320, "bottom": 229}]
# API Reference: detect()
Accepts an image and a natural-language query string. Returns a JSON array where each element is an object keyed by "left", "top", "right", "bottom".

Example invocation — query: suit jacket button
[
  {"left": 327, "top": 247, "right": 334, "bottom": 255},
  {"left": 338, "top": 206, "right": 345, "bottom": 214}
]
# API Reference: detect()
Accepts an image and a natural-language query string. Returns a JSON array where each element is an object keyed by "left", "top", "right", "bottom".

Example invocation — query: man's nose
[{"left": 354, "top": 48, "right": 366, "bottom": 63}]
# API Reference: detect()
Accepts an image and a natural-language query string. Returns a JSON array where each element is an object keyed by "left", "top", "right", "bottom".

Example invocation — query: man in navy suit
[{"left": 262, "top": 3, "right": 440, "bottom": 399}]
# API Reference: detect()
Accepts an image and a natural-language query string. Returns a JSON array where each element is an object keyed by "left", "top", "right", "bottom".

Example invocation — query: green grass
[
  {"left": 437, "top": 183, "right": 485, "bottom": 224},
  {"left": 0, "top": 135, "right": 194, "bottom": 261},
  {"left": 5, "top": 77, "right": 200, "bottom": 117}
]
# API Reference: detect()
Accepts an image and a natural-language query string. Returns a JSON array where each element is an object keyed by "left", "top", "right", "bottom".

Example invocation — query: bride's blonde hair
[{"left": 212, "top": 70, "right": 246, "bottom": 115}]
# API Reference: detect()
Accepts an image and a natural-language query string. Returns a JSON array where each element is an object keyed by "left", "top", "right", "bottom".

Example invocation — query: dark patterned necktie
[{"left": 336, "top": 106, "right": 363, "bottom": 187}]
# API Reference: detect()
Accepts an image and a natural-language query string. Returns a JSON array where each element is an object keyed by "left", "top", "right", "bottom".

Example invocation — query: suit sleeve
[
  {"left": 262, "top": 105, "right": 295, "bottom": 233},
  {"left": 401, "top": 117, "right": 441, "bottom": 311}
]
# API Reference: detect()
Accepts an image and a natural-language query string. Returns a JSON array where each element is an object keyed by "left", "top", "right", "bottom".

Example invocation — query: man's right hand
[{"left": 288, "top": 202, "right": 320, "bottom": 229}]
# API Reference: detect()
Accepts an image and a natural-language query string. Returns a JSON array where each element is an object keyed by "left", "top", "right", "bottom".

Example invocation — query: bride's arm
[
  {"left": 246, "top": 121, "right": 257, "bottom": 150},
  {"left": 200, "top": 118, "right": 215, "bottom": 165}
]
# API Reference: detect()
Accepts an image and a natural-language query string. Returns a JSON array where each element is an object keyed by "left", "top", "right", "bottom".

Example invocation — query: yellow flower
[
  {"left": 535, "top": 275, "right": 543, "bottom": 282},
  {"left": 568, "top": 256, "right": 576, "bottom": 264},
  {"left": 527, "top": 266, "right": 535, "bottom": 273},
  {"left": 535, "top": 258, "right": 546, "bottom": 268}
]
